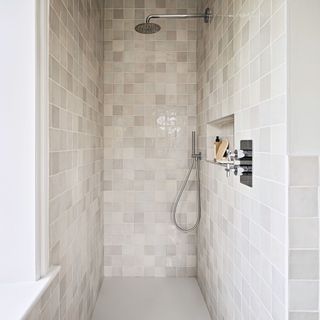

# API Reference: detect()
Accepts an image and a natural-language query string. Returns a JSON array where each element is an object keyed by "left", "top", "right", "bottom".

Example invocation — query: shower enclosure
[
  {"left": 9, "top": 0, "right": 318, "bottom": 319},
  {"left": 103, "top": 0, "right": 201, "bottom": 278}
]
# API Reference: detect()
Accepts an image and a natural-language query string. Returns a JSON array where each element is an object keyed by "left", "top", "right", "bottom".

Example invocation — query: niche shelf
[{"left": 206, "top": 114, "right": 234, "bottom": 163}]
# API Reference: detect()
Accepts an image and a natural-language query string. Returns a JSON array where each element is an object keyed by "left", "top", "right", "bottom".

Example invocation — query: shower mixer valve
[
  {"left": 222, "top": 140, "right": 253, "bottom": 187},
  {"left": 225, "top": 149, "right": 245, "bottom": 177}
]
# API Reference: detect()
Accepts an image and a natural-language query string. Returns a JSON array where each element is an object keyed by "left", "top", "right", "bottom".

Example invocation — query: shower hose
[{"left": 172, "top": 157, "right": 201, "bottom": 232}]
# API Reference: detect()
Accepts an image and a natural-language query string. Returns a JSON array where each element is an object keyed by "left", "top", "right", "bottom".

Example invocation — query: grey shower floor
[{"left": 92, "top": 277, "right": 211, "bottom": 320}]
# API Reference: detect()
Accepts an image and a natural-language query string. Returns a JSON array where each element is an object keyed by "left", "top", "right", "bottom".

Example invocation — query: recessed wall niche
[{"left": 206, "top": 114, "right": 234, "bottom": 163}]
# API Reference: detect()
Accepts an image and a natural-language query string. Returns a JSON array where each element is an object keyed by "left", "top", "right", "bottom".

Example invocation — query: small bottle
[{"left": 213, "top": 136, "right": 221, "bottom": 160}]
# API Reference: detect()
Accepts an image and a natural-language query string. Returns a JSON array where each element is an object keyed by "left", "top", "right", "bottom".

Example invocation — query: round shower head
[{"left": 135, "top": 22, "right": 161, "bottom": 34}]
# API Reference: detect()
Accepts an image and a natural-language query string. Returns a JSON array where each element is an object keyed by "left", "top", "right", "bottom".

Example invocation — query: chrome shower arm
[
  {"left": 146, "top": 13, "right": 205, "bottom": 22},
  {"left": 146, "top": 8, "right": 212, "bottom": 24}
]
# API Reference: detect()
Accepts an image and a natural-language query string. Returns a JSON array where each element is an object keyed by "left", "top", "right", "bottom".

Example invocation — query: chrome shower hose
[{"left": 172, "top": 158, "right": 201, "bottom": 232}]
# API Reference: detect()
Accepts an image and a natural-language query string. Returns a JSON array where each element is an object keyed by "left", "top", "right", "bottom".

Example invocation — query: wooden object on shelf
[{"left": 216, "top": 139, "right": 228, "bottom": 161}]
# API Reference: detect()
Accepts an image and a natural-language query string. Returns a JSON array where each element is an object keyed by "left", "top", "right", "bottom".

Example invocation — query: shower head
[
  {"left": 134, "top": 7, "right": 212, "bottom": 34},
  {"left": 135, "top": 22, "right": 161, "bottom": 34}
]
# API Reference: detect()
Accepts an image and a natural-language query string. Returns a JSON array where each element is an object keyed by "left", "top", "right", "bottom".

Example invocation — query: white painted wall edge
[
  {"left": 0, "top": 0, "right": 37, "bottom": 283},
  {"left": 0, "top": 266, "right": 60, "bottom": 320},
  {"left": 0, "top": 0, "right": 49, "bottom": 283},
  {"left": 35, "top": 0, "right": 50, "bottom": 279}
]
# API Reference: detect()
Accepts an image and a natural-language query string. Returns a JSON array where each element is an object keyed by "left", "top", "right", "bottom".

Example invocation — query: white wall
[
  {"left": 288, "top": 0, "right": 320, "bottom": 155},
  {"left": 0, "top": 0, "right": 37, "bottom": 282}
]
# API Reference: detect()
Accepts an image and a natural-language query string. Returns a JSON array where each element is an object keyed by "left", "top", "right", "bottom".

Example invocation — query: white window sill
[{"left": 0, "top": 266, "right": 60, "bottom": 320}]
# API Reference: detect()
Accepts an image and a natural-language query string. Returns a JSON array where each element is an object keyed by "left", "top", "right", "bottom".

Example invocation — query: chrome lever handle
[
  {"left": 235, "top": 149, "right": 245, "bottom": 159},
  {"left": 226, "top": 149, "right": 245, "bottom": 161},
  {"left": 225, "top": 165, "right": 245, "bottom": 177},
  {"left": 224, "top": 149, "right": 246, "bottom": 177},
  {"left": 234, "top": 166, "right": 244, "bottom": 176}
]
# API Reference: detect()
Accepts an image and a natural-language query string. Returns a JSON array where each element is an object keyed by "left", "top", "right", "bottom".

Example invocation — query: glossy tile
[{"left": 103, "top": 0, "right": 198, "bottom": 277}]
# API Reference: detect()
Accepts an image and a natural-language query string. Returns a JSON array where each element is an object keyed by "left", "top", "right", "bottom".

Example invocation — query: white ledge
[{"left": 0, "top": 266, "right": 60, "bottom": 320}]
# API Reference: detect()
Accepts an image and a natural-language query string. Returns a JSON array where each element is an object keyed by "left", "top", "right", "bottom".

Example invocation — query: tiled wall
[
  {"left": 29, "top": 0, "right": 105, "bottom": 319},
  {"left": 197, "top": 0, "right": 288, "bottom": 319},
  {"left": 103, "top": 0, "right": 198, "bottom": 277},
  {"left": 288, "top": 157, "right": 319, "bottom": 319},
  {"left": 22, "top": 1, "right": 320, "bottom": 318}
]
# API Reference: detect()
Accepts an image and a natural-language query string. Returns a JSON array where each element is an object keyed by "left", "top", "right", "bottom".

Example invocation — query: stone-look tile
[
  {"left": 289, "top": 250, "right": 319, "bottom": 279},
  {"left": 289, "top": 280, "right": 319, "bottom": 310},
  {"left": 289, "top": 157, "right": 319, "bottom": 186},
  {"left": 196, "top": 0, "right": 288, "bottom": 319},
  {"left": 289, "top": 312, "right": 319, "bottom": 320},
  {"left": 103, "top": 0, "right": 198, "bottom": 277},
  {"left": 289, "top": 218, "right": 319, "bottom": 249},
  {"left": 288, "top": 156, "right": 320, "bottom": 316},
  {"left": 289, "top": 187, "right": 318, "bottom": 218},
  {"left": 29, "top": 0, "right": 105, "bottom": 319}
]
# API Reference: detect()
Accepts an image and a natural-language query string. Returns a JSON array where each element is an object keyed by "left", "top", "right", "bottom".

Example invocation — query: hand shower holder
[
  {"left": 192, "top": 152, "right": 202, "bottom": 160},
  {"left": 191, "top": 131, "right": 201, "bottom": 160}
]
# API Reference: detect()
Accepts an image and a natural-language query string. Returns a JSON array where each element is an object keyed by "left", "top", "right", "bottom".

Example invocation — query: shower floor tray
[{"left": 92, "top": 277, "right": 211, "bottom": 320}]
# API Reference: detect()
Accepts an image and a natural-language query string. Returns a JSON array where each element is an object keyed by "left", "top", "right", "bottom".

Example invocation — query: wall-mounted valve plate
[{"left": 239, "top": 140, "right": 253, "bottom": 187}]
